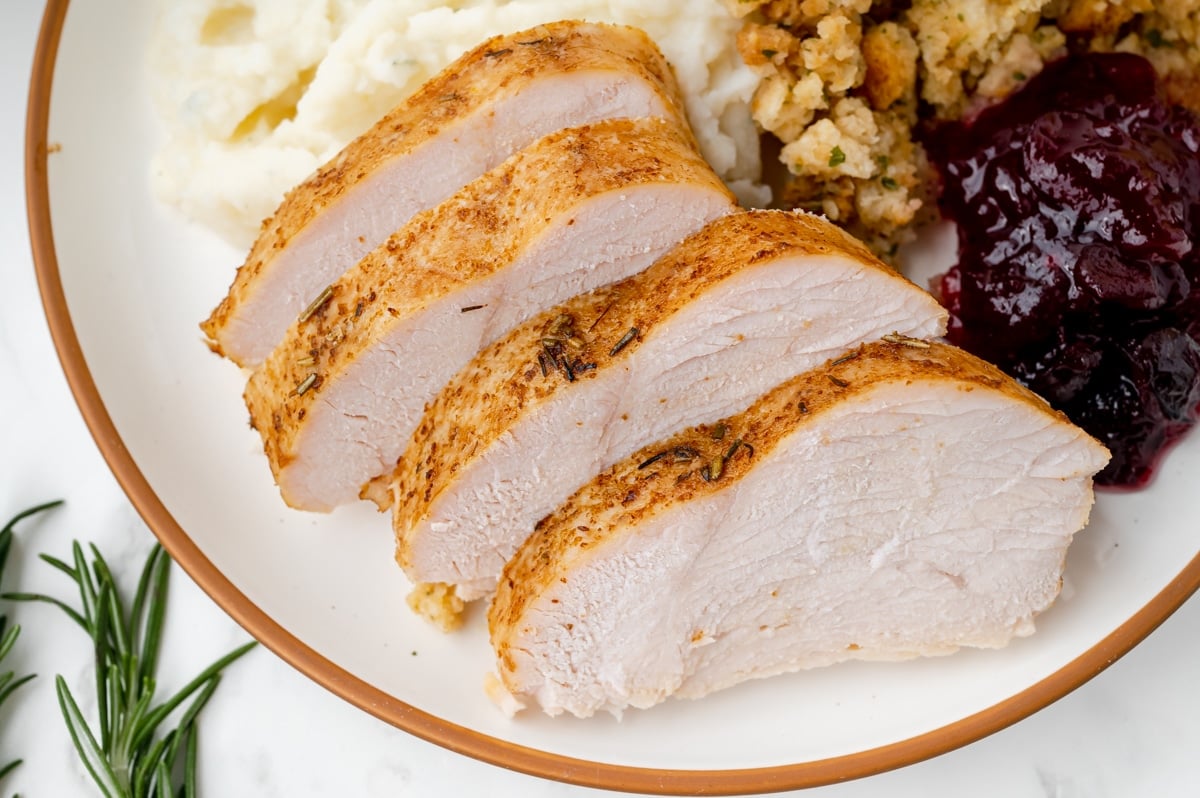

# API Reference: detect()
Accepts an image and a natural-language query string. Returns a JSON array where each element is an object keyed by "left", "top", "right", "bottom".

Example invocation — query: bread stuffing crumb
[{"left": 406, "top": 582, "right": 465, "bottom": 632}]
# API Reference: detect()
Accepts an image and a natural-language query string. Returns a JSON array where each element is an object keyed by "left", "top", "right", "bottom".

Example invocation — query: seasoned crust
[
  {"left": 201, "top": 20, "right": 690, "bottom": 360},
  {"left": 243, "top": 116, "right": 733, "bottom": 506},
  {"left": 390, "top": 209, "right": 916, "bottom": 563},
  {"left": 488, "top": 338, "right": 1105, "bottom": 664}
]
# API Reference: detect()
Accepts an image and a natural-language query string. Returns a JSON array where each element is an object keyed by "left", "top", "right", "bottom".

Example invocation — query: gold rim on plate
[{"left": 24, "top": 1, "right": 1200, "bottom": 793}]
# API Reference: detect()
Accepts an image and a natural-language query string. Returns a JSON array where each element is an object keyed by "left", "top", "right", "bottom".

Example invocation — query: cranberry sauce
[{"left": 928, "top": 53, "right": 1200, "bottom": 487}]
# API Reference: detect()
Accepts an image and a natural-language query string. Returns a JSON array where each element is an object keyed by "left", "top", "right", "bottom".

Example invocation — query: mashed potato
[{"left": 149, "top": 0, "right": 768, "bottom": 245}]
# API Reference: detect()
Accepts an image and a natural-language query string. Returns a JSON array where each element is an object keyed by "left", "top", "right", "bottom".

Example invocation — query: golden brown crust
[
  {"left": 391, "top": 209, "right": 911, "bottom": 562},
  {"left": 201, "top": 21, "right": 690, "bottom": 359},
  {"left": 244, "top": 117, "right": 732, "bottom": 502},
  {"left": 488, "top": 339, "right": 1091, "bottom": 657}
]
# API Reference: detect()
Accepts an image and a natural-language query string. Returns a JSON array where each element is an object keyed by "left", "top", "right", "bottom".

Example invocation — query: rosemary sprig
[
  {"left": 6, "top": 540, "right": 255, "bottom": 797},
  {"left": 0, "top": 500, "right": 63, "bottom": 784}
]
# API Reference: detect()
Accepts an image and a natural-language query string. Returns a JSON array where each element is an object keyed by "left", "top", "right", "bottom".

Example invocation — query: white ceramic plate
[{"left": 28, "top": 1, "right": 1200, "bottom": 792}]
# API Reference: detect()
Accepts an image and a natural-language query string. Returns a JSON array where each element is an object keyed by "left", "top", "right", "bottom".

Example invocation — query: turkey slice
[{"left": 489, "top": 339, "right": 1109, "bottom": 718}]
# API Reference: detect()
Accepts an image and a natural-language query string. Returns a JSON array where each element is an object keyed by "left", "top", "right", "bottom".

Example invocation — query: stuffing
[{"left": 731, "top": 0, "right": 1196, "bottom": 259}]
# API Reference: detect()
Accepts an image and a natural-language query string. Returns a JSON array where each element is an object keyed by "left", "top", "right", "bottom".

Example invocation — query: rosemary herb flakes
[
  {"left": 708, "top": 457, "right": 725, "bottom": 481},
  {"left": 537, "top": 313, "right": 595, "bottom": 383},
  {"left": 881, "top": 333, "right": 932, "bottom": 349},
  {"left": 298, "top": 285, "right": 334, "bottom": 324},
  {"left": 609, "top": 327, "right": 639, "bottom": 358},
  {"left": 295, "top": 373, "right": 320, "bottom": 396},
  {"left": 638, "top": 451, "right": 669, "bottom": 470},
  {"left": 638, "top": 446, "right": 699, "bottom": 470}
]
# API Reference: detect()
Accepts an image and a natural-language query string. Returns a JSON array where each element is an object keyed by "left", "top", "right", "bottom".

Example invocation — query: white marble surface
[{"left": 2, "top": 1, "right": 1199, "bottom": 795}]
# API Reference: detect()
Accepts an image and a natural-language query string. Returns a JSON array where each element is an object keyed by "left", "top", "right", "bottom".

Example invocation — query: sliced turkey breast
[
  {"left": 392, "top": 210, "right": 948, "bottom": 605},
  {"left": 489, "top": 339, "right": 1109, "bottom": 718},
  {"left": 245, "top": 117, "right": 736, "bottom": 512},
  {"left": 202, "top": 21, "right": 691, "bottom": 367}
]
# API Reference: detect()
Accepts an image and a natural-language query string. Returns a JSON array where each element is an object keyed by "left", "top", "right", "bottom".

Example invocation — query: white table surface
[{"left": 2, "top": 1, "right": 1199, "bottom": 796}]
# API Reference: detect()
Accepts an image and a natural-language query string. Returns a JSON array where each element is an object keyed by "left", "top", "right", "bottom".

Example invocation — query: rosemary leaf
[
  {"left": 102, "top": 661, "right": 121, "bottom": 762},
  {"left": 0, "top": 592, "right": 88, "bottom": 631},
  {"left": 129, "top": 641, "right": 256, "bottom": 754},
  {"left": 103, "top": 579, "right": 133, "bottom": 670},
  {"left": 37, "top": 552, "right": 80, "bottom": 581},
  {"left": 0, "top": 625, "right": 18, "bottom": 661},
  {"left": 154, "top": 757, "right": 172, "bottom": 796},
  {"left": 0, "top": 500, "right": 62, "bottom": 785},
  {"left": 57, "top": 675, "right": 123, "bottom": 798},
  {"left": 92, "top": 579, "right": 114, "bottom": 753},
  {"left": 164, "top": 677, "right": 219, "bottom": 768},
  {"left": 130, "top": 729, "right": 172, "bottom": 797},
  {"left": 183, "top": 723, "right": 198, "bottom": 798},
  {"left": 72, "top": 542, "right": 100, "bottom": 633},
  {"left": 91, "top": 545, "right": 134, "bottom": 661},
  {"left": 0, "top": 671, "right": 35, "bottom": 708},
  {"left": 1, "top": 500, "right": 64, "bottom": 537},
  {"left": 118, "top": 686, "right": 157, "bottom": 770},
  {"left": 135, "top": 547, "right": 170, "bottom": 688}
]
